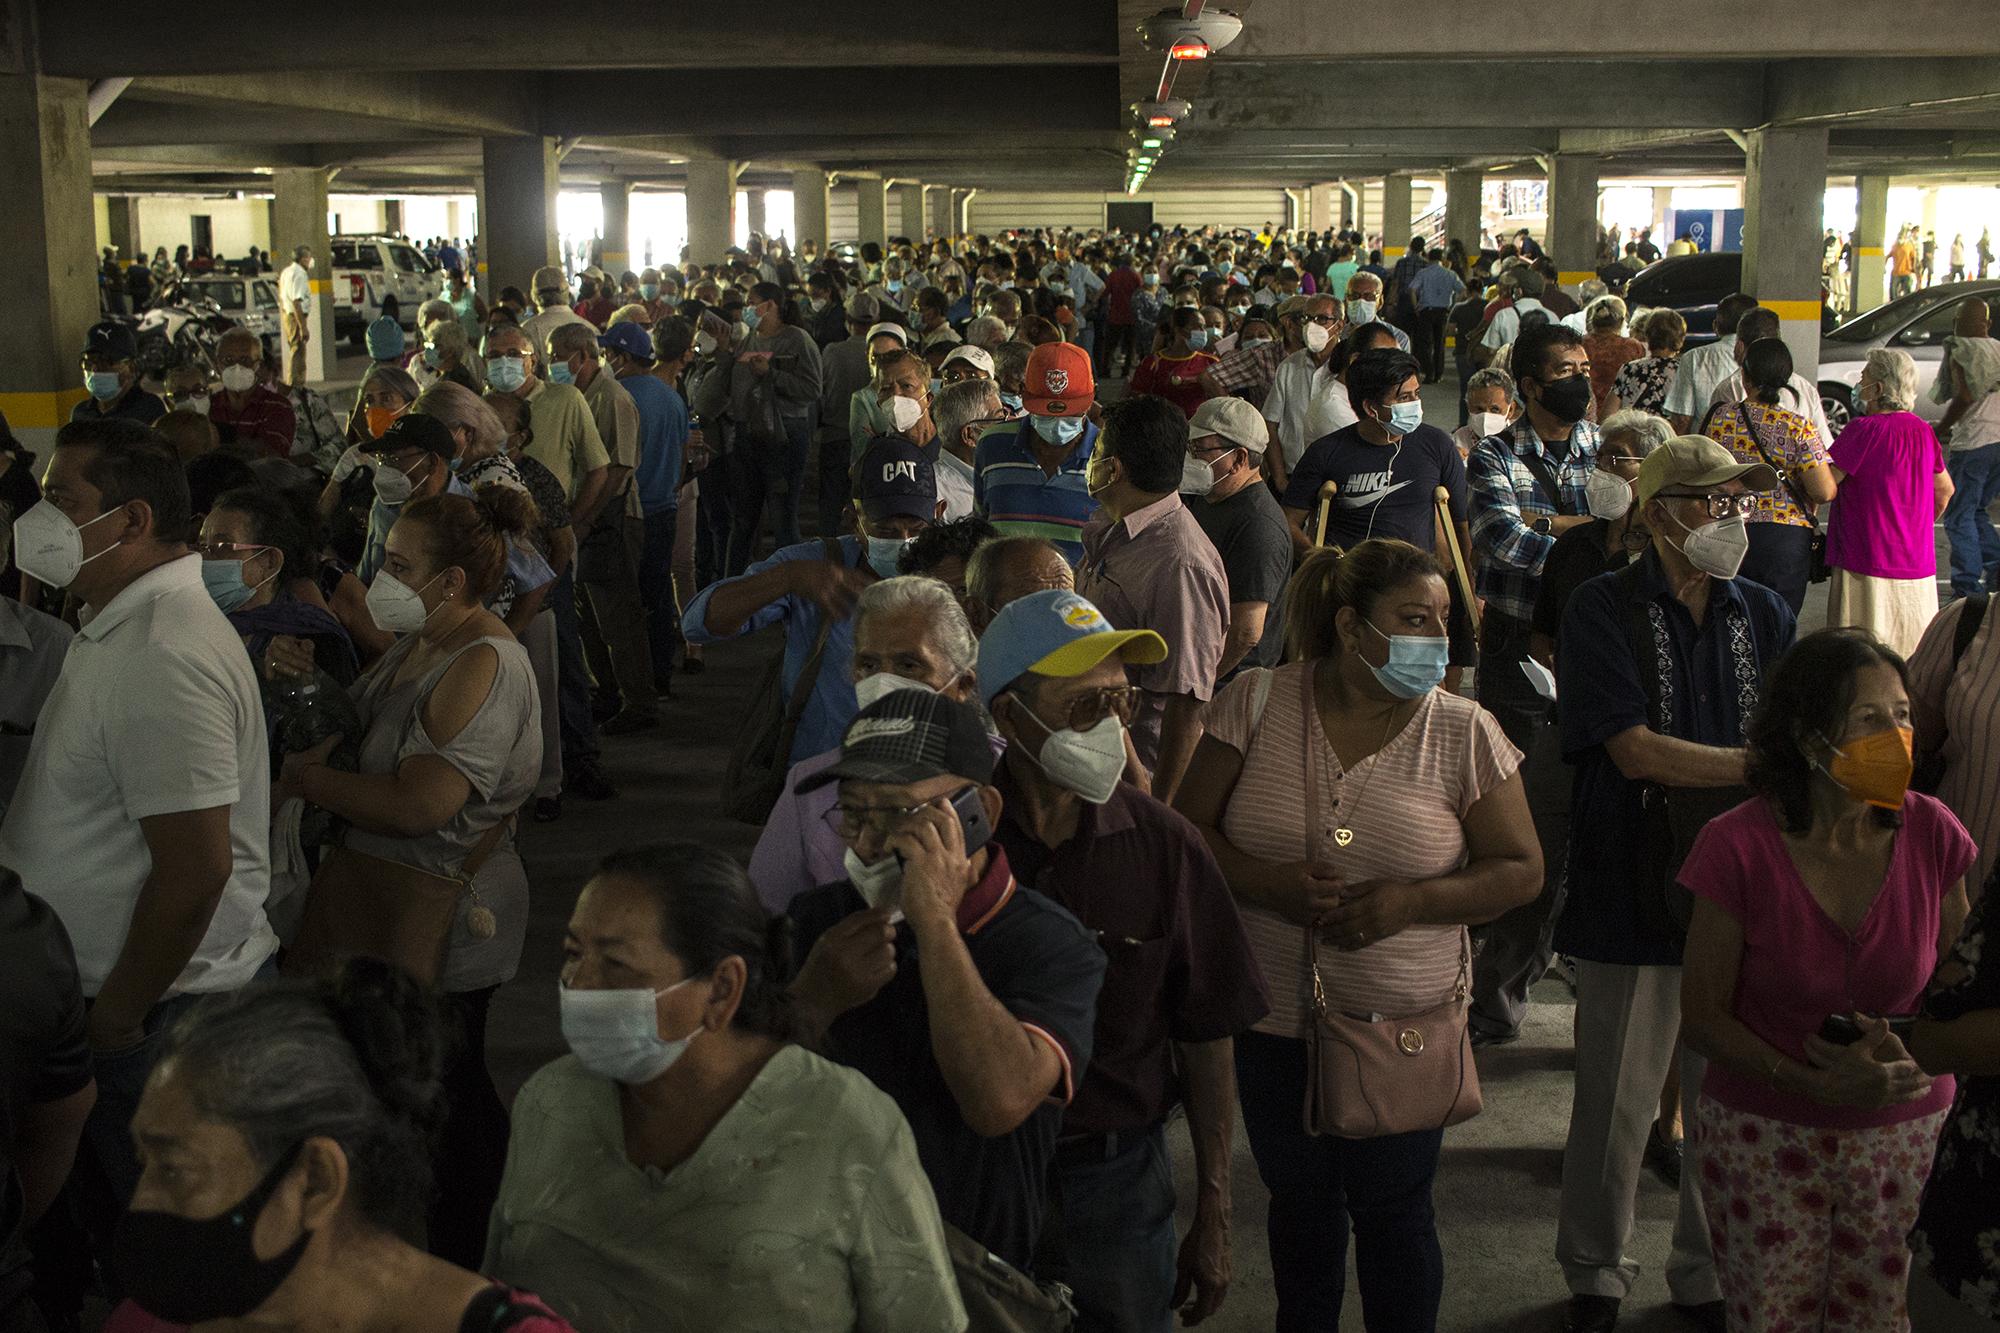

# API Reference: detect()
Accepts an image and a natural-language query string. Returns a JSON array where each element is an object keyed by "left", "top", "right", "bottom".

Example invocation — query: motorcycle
[{"left": 133, "top": 281, "right": 235, "bottom": 378}]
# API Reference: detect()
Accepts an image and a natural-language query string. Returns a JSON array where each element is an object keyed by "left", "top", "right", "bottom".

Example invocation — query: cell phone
[
  {"left": 948, "top": 786, "right": 993, "bottom": 852},
  {"left": 1818, "top": 1013, "right": 1919, "bottom": 1045}
]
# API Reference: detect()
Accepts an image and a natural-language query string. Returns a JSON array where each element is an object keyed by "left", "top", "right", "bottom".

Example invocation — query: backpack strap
[{"left": 1951, "top": 592, "right": 1990, "bottom": 670}]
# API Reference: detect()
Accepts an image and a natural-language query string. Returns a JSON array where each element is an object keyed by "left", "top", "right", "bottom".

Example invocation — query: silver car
[{"left": 1819, "top": 280, "right": 2000, "bottom": 431}]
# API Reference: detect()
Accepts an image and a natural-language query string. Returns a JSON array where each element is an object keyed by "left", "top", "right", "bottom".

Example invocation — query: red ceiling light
[
  {"left": 1168, "top": 38, "right": 1210, "bottom": 60},
  {"left": 1147, "top": 114, "right": 1175, "bottom": 127}
]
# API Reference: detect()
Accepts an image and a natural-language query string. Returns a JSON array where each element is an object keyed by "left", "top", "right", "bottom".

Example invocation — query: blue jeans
[
  {"left": 725, "top": 417, "right": 812, "bottom": 576},
  {"left": 639, "top": 507, "right": 681, "bottom": 677},
  {"left": 1038, "top": 1124, "right": 1178, "bottom": 1333},
  {"left": 1236, "top": 1031, "right": 1446, "bottom": 1332},
  {"left": 548, "top": 568, "right": 600, "bottom": 767},
  {"left": 1944, "top": 440, "right": 2000, "bottom": 595}
]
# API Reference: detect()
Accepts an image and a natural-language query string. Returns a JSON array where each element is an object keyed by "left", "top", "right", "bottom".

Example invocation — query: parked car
[
  {"left": 329, "top": 235, "right": 441, "bottom": 348},
  {"left": 1624, "top": 251, "right": 1742, "bottom": 345},
  {"left": 1818, "top": 280, "right": 2000, "bottom": 432},
  {"left": 179, "top": 274, "right": 283, "bottom": 360}
]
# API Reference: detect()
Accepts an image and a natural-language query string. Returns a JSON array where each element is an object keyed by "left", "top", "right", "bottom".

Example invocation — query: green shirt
[
  {"left": 1323, "top": 260, "right": 1360, "bottom": 302},
  {"left": 486, "top": 1046, "right": 967, "bottom": 1333},
  {"left": 522, "top": 379, "right": 610, "bottom": 500}
]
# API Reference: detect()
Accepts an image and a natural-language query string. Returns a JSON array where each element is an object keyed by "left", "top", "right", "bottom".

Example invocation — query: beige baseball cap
[{"left": 1189, "top": 396, "right": 1269, "bottom": 454}]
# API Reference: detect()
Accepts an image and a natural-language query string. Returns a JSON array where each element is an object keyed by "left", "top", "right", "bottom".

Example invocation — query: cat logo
[
  {"left": 880, "top": 460, "right": 919, "bottom": 484},
  {"left": 1045, "top": 368, "right": 1070, "bottom": 395}
]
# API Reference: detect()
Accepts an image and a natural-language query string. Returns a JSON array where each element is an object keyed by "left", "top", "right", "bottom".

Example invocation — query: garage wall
[
  {"left": 967, "top": 187, "right": 1293, "bottom": 234},
  {"left": 98, "top": 197, "right": 273, "bottom": 261}
]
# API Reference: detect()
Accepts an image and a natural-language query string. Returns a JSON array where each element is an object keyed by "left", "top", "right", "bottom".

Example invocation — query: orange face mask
[
  {"left": 1822, "top": 726, "right": 1915, "bottom": 811},
  {"left": 366, "top": 405, "right": 401, "bottom": 440}
]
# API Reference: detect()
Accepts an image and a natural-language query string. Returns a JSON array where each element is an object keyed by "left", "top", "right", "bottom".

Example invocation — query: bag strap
[
  {"left": 456, "top": 814, "right": 515, "bottom": 884},
  {"left": 1735, "top": 403, "right": 1815, "bottom": 520},
  {"left": 779, "top": 541, "right": 844, "bottom": 729},
  {"left": 1951, "top": 592, "right": 1990, "bottom": 671},
  {"left": 1502, "top": 433, "right": 1572, "bottom": 516}
]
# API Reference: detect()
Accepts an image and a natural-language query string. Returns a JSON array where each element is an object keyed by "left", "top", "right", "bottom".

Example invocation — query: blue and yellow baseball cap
[{"left": 976, "top": 589, "right": 1168, "bottom": 708}]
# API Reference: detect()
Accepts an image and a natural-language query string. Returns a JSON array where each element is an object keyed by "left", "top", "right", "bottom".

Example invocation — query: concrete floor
[{"left": 461, "top": 370, "right": 1972, "bottom": 1332}]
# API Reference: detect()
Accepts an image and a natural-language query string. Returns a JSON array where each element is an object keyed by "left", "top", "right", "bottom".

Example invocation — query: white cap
[
  {"left": 940, "top": 344, "right": 995, "bottom": 377},
  {"left": 864, "top": 321, "right": 909, "bottom": 346},
  {"left": 1188, "top": 395, "right": 1270, "bottom": 454}
]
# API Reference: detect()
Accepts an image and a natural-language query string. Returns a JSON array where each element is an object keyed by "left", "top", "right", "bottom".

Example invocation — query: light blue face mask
[
  {"left": 200, "top": 555, "right": 273, "bottom": 614},
  {"left": 486, "top": 355, "right": 527, "bottom": 392},
  {"left": 640, "top": 283, "right": 660, "bottom": 300},
  {"left": 999, "top": 390, "right": 1024, "bottom": 413},
  {"left": 866, "top": 534, "right": 912, "bottom": 578},
  {"left": 422, "top": 345, "right": 442, "bottom": 369},
  {"left": 1362, "top": 619, "right": 1448, "bottom": 699},
  {"left": 1217, "top": 260, "right": 1234, "bottom": 276},
  {"left": 85, "top": 370, "right": 123, "bottom": 401},
  {"left": 1032, "top": 414, "right": 1085, "bottom": 447},
  {"left": 546, "top": 360, "right": 575, "bottom": 386},
  {"left": 1383, "top": 400, "right": 1424, "bottom": 436},
  {"left": 1347, "top": 298, "right": 1378, "bottom": 325},
  {"left": 1186, "top": 328, "right": 1210, "bottom": 351}
]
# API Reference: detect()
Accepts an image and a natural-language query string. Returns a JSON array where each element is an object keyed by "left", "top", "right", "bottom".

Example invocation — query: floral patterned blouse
[
  {"left": 1702, "top": 400, "right": 1830, "bottom": 529},
  {"left": 1611, "top": 353, "right": 1678, "bottom": 416},
  {"left": 1911, "top": 884, "right": 2000, "bottom": 1316}
]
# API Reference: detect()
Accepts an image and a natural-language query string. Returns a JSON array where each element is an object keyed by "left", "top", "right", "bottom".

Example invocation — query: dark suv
[{"left": 1624, "top": 252, "right": 1743, "bottom": 344}]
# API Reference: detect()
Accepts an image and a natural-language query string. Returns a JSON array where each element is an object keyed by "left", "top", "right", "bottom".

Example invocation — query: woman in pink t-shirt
[{"left": 1680, "top": 629, "right": 1975, "bottom": 1331}]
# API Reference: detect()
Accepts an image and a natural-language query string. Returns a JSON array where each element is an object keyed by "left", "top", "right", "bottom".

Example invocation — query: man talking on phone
[{"left": 787, "top": 689, "right": 1107, "bottom": 1282}]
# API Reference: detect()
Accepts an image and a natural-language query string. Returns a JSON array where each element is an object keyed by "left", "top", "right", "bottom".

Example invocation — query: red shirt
[
  {"left": 1127, "top": 351, "right": 1218, "bottom": 420},
  {"left": 1104, "top": 267, "right": 1143, "bottom": 325},
  {"left": 208, "top": 385, "right": 298, "bottom": 459}
]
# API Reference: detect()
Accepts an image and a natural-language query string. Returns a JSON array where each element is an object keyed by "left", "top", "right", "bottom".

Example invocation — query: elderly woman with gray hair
[
  {"left": 1582, "top": 296, "right": 1645, "bottom": 421},
  {"left": 745, "top": 575, "right": 985, "bottom": 914},
  {"left": 101, "top": 958, "right": 576, "bottom": 1332},
  {"left": 1826, "top": 347, "right": 1957, "bottom": 656}
]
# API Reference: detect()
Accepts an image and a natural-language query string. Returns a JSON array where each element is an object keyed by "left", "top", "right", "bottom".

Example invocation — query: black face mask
[
  {"left": 1534, "top": 374, "right": 1593, "bottom": 425},
  {"left": 112, "top": 1141, "right": 312, "bottom": 1324}
]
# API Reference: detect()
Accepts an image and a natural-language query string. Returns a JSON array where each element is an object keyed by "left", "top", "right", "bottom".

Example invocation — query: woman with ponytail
[
  {"left": 104, "top": 958, "right": 576, "bottom": 1332},
  {"left": 486, "top": 844, "right": 964, "bottom": 1333},
  {"left": 272, "top": 486, "right": 544, "bottom": 1269}
]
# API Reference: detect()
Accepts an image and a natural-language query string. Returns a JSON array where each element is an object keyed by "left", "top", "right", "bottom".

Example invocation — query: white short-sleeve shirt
[
  {"left": 0, "top": 555, "right": 276, "bottom": 995},
  {"left": 279, "top": 261, "right": 312, "bottom": 314},
  {"left": 1663, "top": 335, "right": 1738, "bottom": 419},
  {"left": 1264, "top": 350, "right": 1359, "bottom": 468}
]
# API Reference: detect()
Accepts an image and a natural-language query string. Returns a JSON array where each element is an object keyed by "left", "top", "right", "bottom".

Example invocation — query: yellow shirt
[{"left": 522, "top": 379, "right": 610, "bottom": 500}]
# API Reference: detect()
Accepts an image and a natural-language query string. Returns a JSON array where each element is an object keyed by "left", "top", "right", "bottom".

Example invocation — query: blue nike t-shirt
[{"left": 1280, "top": 422, "right": 1468, "bottom": 551}]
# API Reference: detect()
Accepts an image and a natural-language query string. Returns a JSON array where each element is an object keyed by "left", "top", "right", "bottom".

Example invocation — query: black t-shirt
[
  {"left": 787, "top": 851, "right": 1104, "bottom": 1272},
  {"left": 1531, "top": 518, "right": 1632, "bottom": 641},
  {"left": 1189, "top": 481, "right": 1293, "bottom": 677},
  {"left": 1280, "top": 423, "right": 1469, "bottom": 553},
  {"left": 0, "top": 876, "right": 90, "bottom": 1303}
]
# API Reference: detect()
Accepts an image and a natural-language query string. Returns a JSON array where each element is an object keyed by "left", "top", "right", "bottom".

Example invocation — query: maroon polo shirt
[
  {"left": 209, "top": 386, "right": 298, "bottom": 459},
  {"left": 992, "top": 762, "right": 1270, "bottom": 1136}
]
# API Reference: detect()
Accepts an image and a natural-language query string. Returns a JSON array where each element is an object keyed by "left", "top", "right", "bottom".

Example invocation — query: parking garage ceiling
[{"left": 36, "top": 0, "right": 2000, "bottom": 197}]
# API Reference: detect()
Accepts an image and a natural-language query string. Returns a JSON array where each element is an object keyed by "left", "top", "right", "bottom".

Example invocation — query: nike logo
[{"left": 1337, "top": 477, "right": 1413, "bottom": 507}]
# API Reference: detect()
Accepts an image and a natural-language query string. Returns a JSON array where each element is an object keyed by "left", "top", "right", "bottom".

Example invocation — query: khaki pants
[
  {"left": 283, "top": 309, "right": 310, "bottom": 386},
  {"left": 1556, "top": 960, "right": 1719, "bottom": 1305},
  {"left": 578, "top": 513, "right": 658, "bottom": 720}
]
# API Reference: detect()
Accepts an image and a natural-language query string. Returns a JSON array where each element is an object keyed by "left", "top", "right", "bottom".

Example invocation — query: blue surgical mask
[
  {"left": 999, "top": 390, "right": 1024, "bottom": 413},
  {"left": 200, "top": 554, "right": 274, "bottom": 614},
  {"left": 1217, "top": 260, "right": 1234, "bottom": 276},
  {"left": 929, "top": 377, "right": 943, "bottom": 398},
  {"left": 866, "top": 534, "right": 913, "bottom": 578},
  {"left": 1383, "top": 401, "right": 1424, "bottom": 436},
  {"left": 1186, "top": 328, "right": 1210, "bottom": 351},
  {"left": 422, "top": 345, "right": 442, "bottom": 369},
  {"left": 85, "top": 370, "right": 123, "bottom": 401},
  {"left": 1347, "top": 298, "right": 1378, "bottom": 325},
  {"left": 546, "top": 360, "right": 575, "bottom": 386},
  {"left": 486, "top": 355, "right": 527, "bottom": 392},
  {"left": 560, "top": 978, "right": 702, "bottom": 1085},
  {"left": 640, "top": 282, "right": 660, "bottom": 300},
  {"left": 1032, "top": 414, "right": 1085, "bottom": 447},
  {"left": 1362, "top": 620, "right": 1448, "bottom": 699}
]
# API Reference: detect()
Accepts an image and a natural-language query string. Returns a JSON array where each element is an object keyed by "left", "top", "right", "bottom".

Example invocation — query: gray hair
[
  {"left": 426, "top": 319, "right": 473, "bottom": 366},
  {"left": 992, "top": 341, "right": 1033, "bottom": 384},
  {"left": 1465, "top": 366, "right": 1517, "bottom": 400},
  {"left": 413, "top": 380, "right": 505, "bottom": 456},
  {"left": 966, "top": 315, "right": 1009, "bottom": 349},
  {"left": 548, "top": 321, "right": 600, "bottom": 358},
  {"left": 359, "top": 362, "right": 420, "bottom": 406},
  {"left": 155, "top": 958, "right": 444, "bottom": 1237},
  {"left": 1598, "top": 409, "right": 1671, "bottom": 457},
  {"left": 1577, "top": 279, "right": 1609, "bottom": 307},
  {"left": 1586, "top": 294, "right": 1628, "bottom": 332},
  {"left": 933, "top": 379, "right": 1002, "bottom": 453},
  {"left": 853, "top": 575, "right": 979, "bottom": 678},
  {"left": 966, "top": 535, "right": 1063, "bottom": 608},
  {"left": 1862, "top": 347, "right": 1919, "bottom": 412},
  {"left": 417, "top": 298, "right": 455, "bottom": 332}
]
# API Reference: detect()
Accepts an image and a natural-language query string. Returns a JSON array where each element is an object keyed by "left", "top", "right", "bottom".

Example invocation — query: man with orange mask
[{"left": 204, "top": 327, "right": 296, "bottom": 459}]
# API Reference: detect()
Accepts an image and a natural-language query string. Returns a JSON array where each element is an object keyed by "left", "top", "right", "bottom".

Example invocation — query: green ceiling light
[{"left": 1142, "top": 138, "right": 1162, "bottom": 149}]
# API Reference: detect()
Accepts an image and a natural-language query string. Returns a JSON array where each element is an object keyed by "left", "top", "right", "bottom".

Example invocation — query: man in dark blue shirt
[{"left": 1552, "top": 437, "right": 1792, "bottom": 1333}]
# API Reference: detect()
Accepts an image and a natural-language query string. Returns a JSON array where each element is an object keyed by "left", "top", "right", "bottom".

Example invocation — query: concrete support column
[
  {"left": 1853, "top": 174, "right": 1889, "bottom": 313},
  {"left": 445, "top": 199, "right": 463, "bottom": 247},
  {"left": 899, "top": 182, "right": 925, "bottom": 241},
  {"left": 1380, "top": 176, "right": 1413, "bottom": 258},
  {"left": 1445, "top": 169, "right": 1483, "bottom": 253},
  {"left": 1651, "top": 186, "right": 1673, "bottom": 251},
  {"left": 481, "top": 136, "right": 558, "bottom": 298},
  {"left": 599, "top": 180, "right": 631, "bottom": 274},
  {"left": 951, "top": 190, "right": 975, "bottom": 237},
  {"left": 382, "top": 198, "right": 404, "bottom": 237},
  {"left": 1339, "top": 181, "right": 1360, "bottom": 230},
  {"left": 1547, "top": 154, "right": 1602, "bottom": 292},
  {"left": 745, "top": 187, "right": 767, "bottom": 240},
  {"left": 0, "top": 71, "right": 96, "bottom": 450},
  {"left": 1743, "top": 125, "right": 1830, "bottom": 380},
  {"left": 106, "top": 195, "right": 141, "bottom": 266},
  {"left": 1306, "top": 183, "right": 1334, "bottom": 234},
  {"left": 684, "top": 156, "right": 738, "bottom": 267},
  {"left": 927, "top": 186, "right": 952, "bottom": 239},
  {"left": 792, "top": 169, "right": 830, "bottom": 252},
  {"left": 856, "top": 176, "right": 888, "bottom": 250},
  {"left": 271, "top": 167, "right": 334, "bottom": 384}
]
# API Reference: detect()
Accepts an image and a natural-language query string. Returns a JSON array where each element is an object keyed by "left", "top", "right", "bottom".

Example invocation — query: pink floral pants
[{"left": 1694, "top": 1095, "right": 1947, "bottom": 1332}]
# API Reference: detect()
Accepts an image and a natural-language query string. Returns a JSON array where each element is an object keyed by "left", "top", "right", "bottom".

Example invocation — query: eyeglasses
[
  {"left": 1302, "top": 312, "right": 1341, "bottom": 327},
  {"left": 1657, "top": 491, "right": 1760, "bottom": 519},
  {"left": 195, "top": 540, "right": 266, "bottom": 560},
  {"left": 826, "top": 789, "right": 971, "bottom": 838},
  {"left": 1020, "top": 685, "right": 1138, "bottom": 733}
]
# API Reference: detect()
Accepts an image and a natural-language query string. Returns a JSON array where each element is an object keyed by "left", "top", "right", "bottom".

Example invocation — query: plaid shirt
[
  {"left": 1468, "top": 418, "right": 1600, "bottom": 623},
  {"left": 1204, "top": 338, "right": 1287, "bottom": 396}
]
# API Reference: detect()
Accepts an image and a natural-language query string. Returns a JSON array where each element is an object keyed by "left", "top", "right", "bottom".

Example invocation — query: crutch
[
  {"left": 1434, "top": 485, "right": 1481, "bottom": 634},
  {"left": 1313, "top": 480, "right": 1339, "bottom": 547}
]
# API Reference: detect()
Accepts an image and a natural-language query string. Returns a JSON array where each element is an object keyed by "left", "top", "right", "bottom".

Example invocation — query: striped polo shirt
[{"left": 972, "top": 417, "right": 1101, "bottom": 565}]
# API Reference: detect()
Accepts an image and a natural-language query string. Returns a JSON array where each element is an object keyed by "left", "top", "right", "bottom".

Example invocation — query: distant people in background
[
  {"left": 1934, "top": 297, "right": 2000, "bottom": 598},
  {"left": 1891, "top": 230, "right": 1919, "bottom": 299},
  {"left": 279, "top": 245, "right": 315, "bottom": 386},
  {"left": 1665, "top": 294, "right": 1760, "bottom": 433},
  {"left": 1825, "top": 348, "right": 1953, "bottom": 656},
  {"left": 1613, "top": 308, "right": 1687, "bottom": 417},
  {"left": 1581, "top": 297, "right": 1644, "bottom": 421}
]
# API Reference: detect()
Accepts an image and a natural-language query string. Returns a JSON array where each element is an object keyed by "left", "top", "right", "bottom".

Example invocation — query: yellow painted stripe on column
[
  {"left": 1382, "top": 245, "right": 1407, "bottom": 258},
  {"left": 1760, "top": 299, "right": 1822, "bottom": 321},
  {"left": 309, "top": 279, "right": 331, "bottom": 293},
  {"left": 1558, "top": 270, "right": 1595, "bottom": 285},
  {"left": 0, "top": 389, "right": 90, "bottom": 429},
  {"left": 1856, "top": 246, "right": 1884, "bottom": 257},
  {"left": 600, "top": 251, "right": 629, "bottom": 266}
]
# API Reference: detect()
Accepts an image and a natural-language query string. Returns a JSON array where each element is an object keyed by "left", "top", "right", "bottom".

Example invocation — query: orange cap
[{"left": 1023, "top": 342, "right": 1094, "bottom": 418}]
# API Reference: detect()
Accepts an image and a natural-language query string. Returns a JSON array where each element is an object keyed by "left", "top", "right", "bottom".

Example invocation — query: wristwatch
[{"left": 1532, "top": 516, "right": 1555, "bottom": 535}]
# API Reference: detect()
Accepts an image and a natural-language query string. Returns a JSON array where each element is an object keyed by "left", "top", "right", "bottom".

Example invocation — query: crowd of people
[{"left": 3, "top": 216, "right": 1999, "bottom": 1333}]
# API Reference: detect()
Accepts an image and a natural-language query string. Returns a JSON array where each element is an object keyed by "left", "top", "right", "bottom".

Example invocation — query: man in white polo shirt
[
  {"left": 0, "top": 417, "right": 274, "bottom": 1203},
  {"left": 1261, "top": 293, "right": 1356, "bottom": 491}
]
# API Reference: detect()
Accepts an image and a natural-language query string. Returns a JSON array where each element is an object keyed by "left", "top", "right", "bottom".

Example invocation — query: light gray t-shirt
[{"left": 344, "top": 633, "right": 541, "bottom": 992}]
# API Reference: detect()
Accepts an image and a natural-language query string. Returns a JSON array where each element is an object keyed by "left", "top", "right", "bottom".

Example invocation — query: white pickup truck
[{"left": 330, "top": 234, "right": 443, "bottom": 348}]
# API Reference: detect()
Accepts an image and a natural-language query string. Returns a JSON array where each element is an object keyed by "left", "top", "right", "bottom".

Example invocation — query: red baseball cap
[{"left": 1023, "top": 342, "right": 1094, "bottom": 418}]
